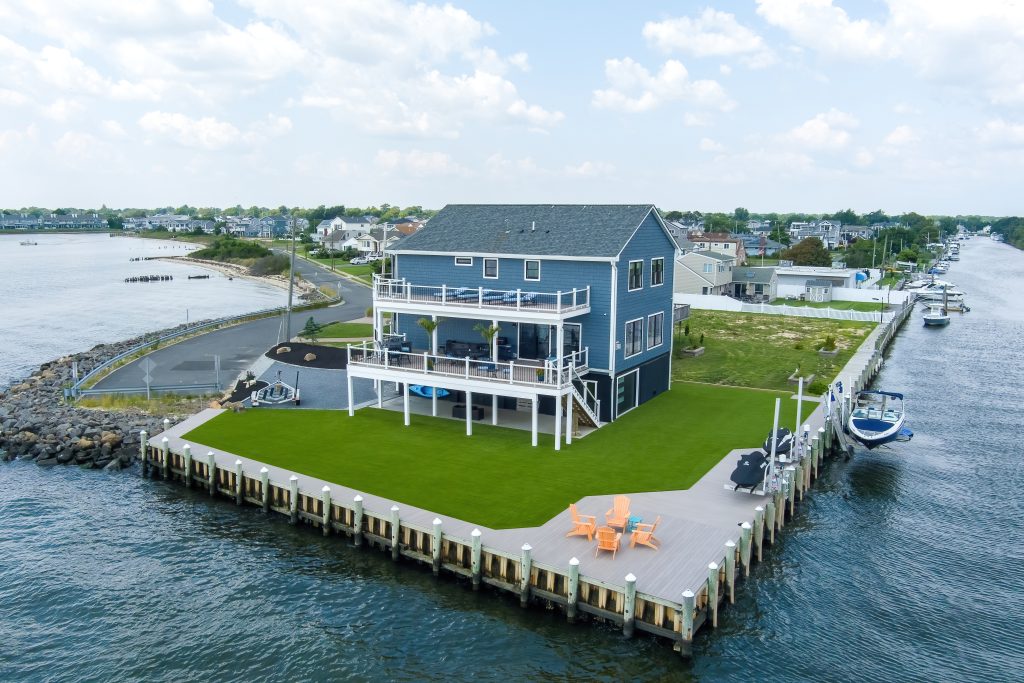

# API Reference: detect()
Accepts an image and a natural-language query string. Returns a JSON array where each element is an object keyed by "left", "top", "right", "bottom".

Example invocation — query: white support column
[
  {"left": 431, "top": 314, "right": 438, "bottom": 355},
  {"left": 531, "top": 395, "right": 539, "bottom": 447},
  {"left": 432, "top": 390, "right": 437, "bottom": 417},
  {"left": 347, "top": 372, "right": 354, "bottom": 417},
  {"left": 403, "top": 382, "right": 410, "bottom": 426},
  {"left": 466, "top": 390, "right": 473, "bottom": 436},
  {"left": 565, "top": 394, "right": 572, "bottom": 446},
  {"left": 492, "top": 394, "right": 498, "bottom": 426},
  {"left": 554, "top": 389, "right": 563, "bottom": 452}
]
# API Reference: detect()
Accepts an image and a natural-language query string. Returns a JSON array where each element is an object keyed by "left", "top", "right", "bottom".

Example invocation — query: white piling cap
[
  {"left": 432, "top": 517, "right": 442, "bottom": 525},
  {"left": 259, "top": 467, "right": 268, "bottom": 474},
  {"left": 754, "top": 506, "right": 764, "bottom": 512},
  {"left": 161, "top": 436, "right": 169, "bottom": 442},
  {"left": 140, "top": 429, "right": 147, "bottom": 435},
  {"left": 522, "top": 543, "right": 532, "bottom": 551},
  {"left": 569, "top": 557, "right": 579, "bottom": 566},
  {"left": 321, "top": 485, "right": 330, "bottom": 493},
  {"left": 625, "top": 573, "right": 636, "bottom": 582},
  {"left": 682, "top": 589, "right": 694, "bottom": 598},
  {"left": 471, "top": 528, "right": 481, "bottom": 537},
  {"left": 207, "top": 451, "right": 214, "bottom": 456},
  {"left": 235, "top": 459, "right": 242, "bottom": 466},
  {"left": 353, "top": 494, "right": 363, "bottom": 502},
  {"left": 741, "top": 522, "right": 752, "bottom": 529},
  {"left": 163, "top": 418, "right": 170, "bottom": 424},
  {"left": 183, "top": 443, "right": 191, "bottom": 450},
  {"left": 289, "top": 474, "right": 298, "bottom": 482},
  {"left": 708, "top": 562, "right": 718, "bottom": 570},
  {"left": 725, "top": 540, "right": 736, "bottom": 548}
]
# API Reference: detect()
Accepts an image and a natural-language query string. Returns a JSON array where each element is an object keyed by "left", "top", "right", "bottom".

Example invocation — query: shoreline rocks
[{"left": 0, "top": 322, "right": 207, "bottom": 470}]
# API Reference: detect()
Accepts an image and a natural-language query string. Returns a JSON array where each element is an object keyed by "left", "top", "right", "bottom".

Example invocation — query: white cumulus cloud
[
  {"left": 785, "top": 109, "right": 859, "bottom": 149},
  {"left": 592, "top": 58, "right": 734, "bottom": 113},
  {"left": 643, "top": 9, "right": 776, "bottom": 68}
]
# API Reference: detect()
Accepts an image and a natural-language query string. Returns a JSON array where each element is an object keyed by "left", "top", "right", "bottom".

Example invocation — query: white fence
[
  {"left": 738, "top": 302, "right": 892, "bottom": 322},
  {"left": 776, "top": 283, "right": 911, "bottom": 305}
]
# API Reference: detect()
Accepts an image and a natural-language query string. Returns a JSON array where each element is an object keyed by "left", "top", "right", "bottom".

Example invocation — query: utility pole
[{"left": 285, "top": 216, "right": 296, "bottom": 342}]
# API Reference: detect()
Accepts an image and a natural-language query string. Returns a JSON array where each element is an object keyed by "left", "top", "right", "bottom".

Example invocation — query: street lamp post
[{"left": 285, "top": 216, "right": 296, "bottom": 342}]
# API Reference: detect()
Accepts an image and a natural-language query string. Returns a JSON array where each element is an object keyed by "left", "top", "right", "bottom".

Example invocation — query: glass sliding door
[{"left": 615, "top": 369, "right": 639, "bottom": 417}]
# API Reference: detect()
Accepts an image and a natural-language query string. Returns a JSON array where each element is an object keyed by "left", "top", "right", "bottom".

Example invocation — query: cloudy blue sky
[{"left": 1, "top": 0, "right": 1022, "bottom": 214}]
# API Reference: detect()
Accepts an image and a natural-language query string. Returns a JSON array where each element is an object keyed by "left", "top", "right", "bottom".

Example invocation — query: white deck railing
[
  {"left": 347, "top": 342, "right": 589, "bottom": 391},
  {"left": 373, "top": 276, "right": 590, "bottom": 315}
]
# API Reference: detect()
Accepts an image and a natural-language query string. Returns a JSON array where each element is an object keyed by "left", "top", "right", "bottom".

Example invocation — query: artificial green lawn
[
  {"left": 675, "top": 310, "right": 873, "bottom": 391},
  {"left": 185, "top": 382, "right": 813, "bottom": 529},
  {"left": 315, "top": 322, "right": 373, "bottom": 338}
]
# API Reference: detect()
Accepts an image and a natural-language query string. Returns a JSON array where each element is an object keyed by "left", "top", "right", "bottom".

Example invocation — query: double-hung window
[
  {"left": 483, "top": 258, "right": 499, "bottom": 279},
  {"left": 624, "top": 318, "right": 644, "bottom": 358},
  {"left": 628, "top": 260, "right": 643, "bottom": 291},
  {"left": 703, "top": 263, "right": 713, "bottom": 274},
  {"left": 651, "top": 257, "right": 664, "bottom": 286},
  {"left": 524, "top": 259, "right": 540, "bottom": 281},
  {"left": 647, "top": 312, "right": 664, "bottom": 350}
]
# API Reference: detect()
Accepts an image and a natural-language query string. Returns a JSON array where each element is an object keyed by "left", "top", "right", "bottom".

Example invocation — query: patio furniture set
[
  {"left": 442, "top": 287, "right": 540, "bottom": 307},
  {"left": 566, "top": 495, "right": 661, "bottom": 560}
]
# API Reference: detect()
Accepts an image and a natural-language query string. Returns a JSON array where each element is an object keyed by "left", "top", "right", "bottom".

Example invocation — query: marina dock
[{"left": 145, "top": 298, "right": 915, "bottom": 657}]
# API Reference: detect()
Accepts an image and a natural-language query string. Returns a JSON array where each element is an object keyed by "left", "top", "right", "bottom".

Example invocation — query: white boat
[
  {"left": 19, "top": 240, "right": 38, "bottom": 246},
  {"left": 923, "top": 303, "right": 950, "bottom": 327},
  {"left": 847, "top": 391, "right": 908, "bottom": 449},
  {"left": 916, "top": 283, "right": 965, "bottom": 302}
]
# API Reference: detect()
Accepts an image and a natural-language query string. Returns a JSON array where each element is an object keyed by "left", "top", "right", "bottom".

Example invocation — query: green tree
[
  {"left": 768, "top": 227, "right": 792, "bottom": 245},
  {"left": 662, "top": 210, "right": 683, "bottom": 221},
  {"left": 733, "top": 207, "right": 749, "bottom": 221},
  {"left": 301, "top": 317, "right": 323, "bottom": 341},
  {"left": 473, "top": 323, "right": 501, "bottom": 361},
  {"left": 781, "top": 237, "right": 831, "bottom": 266}
]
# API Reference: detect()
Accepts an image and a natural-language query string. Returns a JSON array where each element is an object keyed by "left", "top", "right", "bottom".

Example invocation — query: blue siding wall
[
  {"left": 614, "top": 211, "right": 677, "bottom": 373},
  {"left": 393, "top": 254, "right": 613, "bottom": 369}
]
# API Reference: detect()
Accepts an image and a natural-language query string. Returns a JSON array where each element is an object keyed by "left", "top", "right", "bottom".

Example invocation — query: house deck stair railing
[
  {"left": 373, "top": 275, "right": 590, "bottom": 315},
  {"left": 569, "top": 365, "right": 601, "bottom": 427},
  {"left": 347, "top": 341, "right": 589, "bottom": 391}
]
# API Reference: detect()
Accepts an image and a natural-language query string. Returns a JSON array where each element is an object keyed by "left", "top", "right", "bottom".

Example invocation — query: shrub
[
  {"left": 821, "top": 335, "right": 837, "bottom": 351},
  {"left": 808, "top": 379, "right": 829, "bottom": 395},
  {"left": 684, "top": 322, "right": 690, "bottom": 337},
  {"left": 699, "top": 332, "right": 704, "bottom": 346},
  {"left": 793, "top": 341, "right": 804, "bottom": 350},
  {"left": 249, "top": 254, "right": 290, "bottom": 275},
  {"left": 193, "top": 235, "right": 271, "bottom": 261}
]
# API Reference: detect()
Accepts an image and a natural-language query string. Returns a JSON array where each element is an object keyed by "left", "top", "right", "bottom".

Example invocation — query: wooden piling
[
  {"left": 740, "top": 522, "right": 752, "bottom": 575},
  {"left": 431, "top": 518, "right": 443, "bottom": 575},
  {"left": 623, "top": 573, "right": 637, "bottom": 637},
  {"left": 390, "top": 506, "right": 401, "bottom": 561},
  {"left": 724, "top": 541, "right": 736, "bottom": 604},
  {"left": 353, "top": 495, "right": 364, "bottom": 546},
  {"left": 320, "top": 486, "right": 331, "bottom": 536},
  {"left": 794, "top": 462, "right": 804, "bottom": 501},
  {"left": 161, "top": 437, "right": 170, "bottom": 479},
  {"left": 288, "top": 476, "right": 298, "bottom": 524},
  {"left": 784, "top": 466, "right": 796, "bottom": 517},
  {"left": 470, "top": 529, "right": 482, "bottom": 590},
  {"left": 519, "top": 544, "right": 532, "bottom": 607},
  {"left": 234, "top": 460, "right": 243, "bottom": 505},
  {"left": 139, "top": 430, "right": 148, "bottom": 477},
  {"left": 680, "top": 590, "right": 695, "bottom": 658},
  {"left": 182, "top": 444, "right": 192, "bottom": 488},
  {"left": 753, "top": 506, "right": 765, "bottom": 561},
  {"left": 259, "top": 467, "right": 270, "bottom": 513},
  {"left": 207, "top": 452, "right": 216, "bottom": 496},
  {"left": 707, "top": 563, "right": 719, "bottom": 627},
  {"left": 766, "top": 496, "right": 777, "bottom": 542},
  {"left": 567, "top": 557, "right": 580, "bottom": 623}
]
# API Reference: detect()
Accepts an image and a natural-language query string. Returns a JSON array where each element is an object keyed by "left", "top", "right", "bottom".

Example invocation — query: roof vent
[{"left": 531, "top": 221, "right": 536, "bottom": 231}]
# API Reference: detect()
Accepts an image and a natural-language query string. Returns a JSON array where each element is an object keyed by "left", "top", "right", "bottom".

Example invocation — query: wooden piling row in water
[{"left": 141, "top": 412, "right": 841, "bottom": 658}]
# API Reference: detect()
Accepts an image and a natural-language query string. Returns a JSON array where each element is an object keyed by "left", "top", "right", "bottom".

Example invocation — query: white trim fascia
[
  {"left": 388, "top": 249, "right": 614, "bottom": 263},
  {"left": 609, "top": 262, "right": 618, "bottom": 382},
  {"left": 623, "top": 316, "right": 644, "bottom": 359}
]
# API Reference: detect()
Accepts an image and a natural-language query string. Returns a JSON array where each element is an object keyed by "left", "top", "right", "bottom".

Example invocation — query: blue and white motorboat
[{"left": 847, "top": 390, "right": 908, "bottom": 449}]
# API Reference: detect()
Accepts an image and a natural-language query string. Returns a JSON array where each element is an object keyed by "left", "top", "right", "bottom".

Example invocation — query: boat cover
[{"left": 730, "top": 451, "right": 768, "bottom": 489}]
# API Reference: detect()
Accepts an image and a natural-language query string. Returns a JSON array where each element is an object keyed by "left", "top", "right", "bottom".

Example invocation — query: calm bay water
[
  {"left": 0, "top": 233, "right": 286, "bottom": 390},
  {"left": 1, "top": 237, "right": 1022, "bottom": 681}
]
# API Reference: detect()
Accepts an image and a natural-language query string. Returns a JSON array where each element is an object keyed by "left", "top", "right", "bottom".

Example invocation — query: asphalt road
[{"left": 91, "top": 257, "right": 371, "bottom": 392}]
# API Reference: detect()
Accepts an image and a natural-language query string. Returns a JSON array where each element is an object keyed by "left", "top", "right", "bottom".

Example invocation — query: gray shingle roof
[
  {"left": 388, "top": 204, "right": 657, "bottom": 258},
  {"left": 690, "top": 250, "right": 735, "bottom": 262},
  {"left": 732, "top": 267, "right": 775, "bottom": 284}
]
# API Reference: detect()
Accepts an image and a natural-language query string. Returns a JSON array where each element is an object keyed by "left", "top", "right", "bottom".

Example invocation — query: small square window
[{"left": 524, "top": 260, "right": 540, "bottom": 281}]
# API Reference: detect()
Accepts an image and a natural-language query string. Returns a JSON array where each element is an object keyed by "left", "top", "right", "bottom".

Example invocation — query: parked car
[{"left": 350, "top": 256, "right": 368, "bottom": 265}]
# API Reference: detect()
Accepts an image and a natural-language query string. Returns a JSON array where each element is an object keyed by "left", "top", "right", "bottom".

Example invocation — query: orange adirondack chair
[
  {"left": 605, "top": 495, "right": 631, "bottom": 531},
  {"left": 630, "top": 516, "right": 661, "bottom": 551},
  {"left": 566, "top": 503, "right": 597, "bottom": 541},
  {"left": 594, "top": 526, "right": 622, "bottom": 559}
]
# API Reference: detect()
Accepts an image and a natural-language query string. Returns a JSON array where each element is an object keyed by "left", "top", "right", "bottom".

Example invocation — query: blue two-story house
[{"left": 343, "top": 204, "right": 678, "bottom": 450}]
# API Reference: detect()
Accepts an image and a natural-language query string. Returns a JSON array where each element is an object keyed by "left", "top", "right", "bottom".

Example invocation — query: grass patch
[
  {"left": 184, "top": 383, "right": 813, "bottom": 529},
  {"left": 674, "top": 310, "right": 873, "bottom": 391},
  {"left": 79, "top": 393, "right": 213, "bottom": 414},
  {"left": 313, "top": 322, "right": 373, "bottom": 338},
  {"left": 768, "top": 298, "right": 888, "bottom": 313}
]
